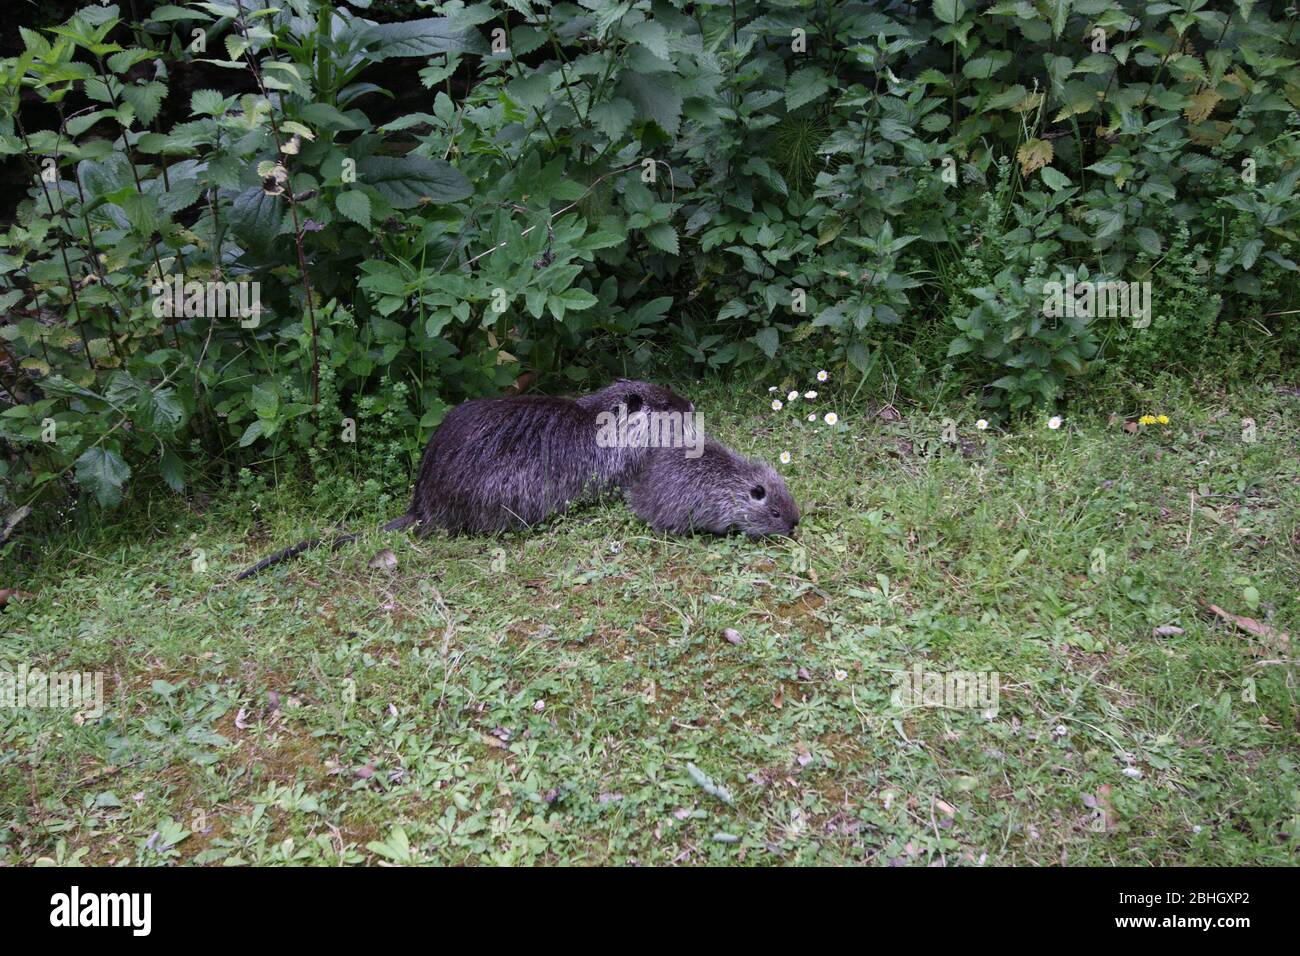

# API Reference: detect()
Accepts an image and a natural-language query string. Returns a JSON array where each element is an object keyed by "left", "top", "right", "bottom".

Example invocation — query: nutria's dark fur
[
  {"left": 401, "top": 379, "right": 693, "bottom": 533},
  {"left": 236, "top": 380, "right": 693, "bottom": 579},
  {"left": 628, "top": 437, "right": 800, "bottom": 537}
]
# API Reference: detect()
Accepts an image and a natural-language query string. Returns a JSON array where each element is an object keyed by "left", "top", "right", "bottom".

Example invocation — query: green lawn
[{"left": 2, "top": 378, "right": 1298, "bottom": 865}]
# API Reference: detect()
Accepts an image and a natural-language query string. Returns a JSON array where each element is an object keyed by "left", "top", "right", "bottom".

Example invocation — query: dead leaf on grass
[{"left": 1200, "top": 601, "right": 1290, "bottom": 650}]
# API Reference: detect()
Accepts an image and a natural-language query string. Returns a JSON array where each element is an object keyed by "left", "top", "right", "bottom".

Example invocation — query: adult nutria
[
  {"left": 627, "top": 437, "right": 800, "bottom": 537},
  {"left": 236, "top": 379, "right": 694, "bottom": 579},
  {"left": 401, "top": 378, "right": 694, "bottom": 533}
]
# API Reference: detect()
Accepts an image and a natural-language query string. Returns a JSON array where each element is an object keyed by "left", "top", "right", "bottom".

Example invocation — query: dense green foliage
[{"left": 1, "top": 0, "right": 1298, "bottom": 516}]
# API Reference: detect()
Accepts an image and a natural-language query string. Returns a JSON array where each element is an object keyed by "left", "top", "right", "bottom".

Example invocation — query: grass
[{"left": 1, "top": 376, "right": 1298, "bottom": 865}]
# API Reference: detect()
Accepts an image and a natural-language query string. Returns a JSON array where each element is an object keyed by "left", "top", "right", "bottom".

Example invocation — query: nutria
[
  {"left": 236, "top": 379, "right": 694, "bottom": 579},
  {"left": 627, "top": 437, "right": 800, "bottom": 537},
  {"left": 402, "top": 379, "right": 695, "bottom": 534}
]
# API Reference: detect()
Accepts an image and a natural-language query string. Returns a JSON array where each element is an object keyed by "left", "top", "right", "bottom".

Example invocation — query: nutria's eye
[
  {"left": 625, "top": 394, "right": 644, "bottom": 413},
  {"left": 750, "top": 485, "right": 766, "bottom": 500}
]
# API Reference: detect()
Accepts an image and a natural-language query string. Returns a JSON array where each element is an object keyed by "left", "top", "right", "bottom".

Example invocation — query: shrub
[{"left": 1, "top": 0, "right": 1297, "bottom": 517}]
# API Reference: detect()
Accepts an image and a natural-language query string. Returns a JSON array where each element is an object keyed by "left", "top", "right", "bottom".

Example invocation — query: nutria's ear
[
  {"left": 750, "top": 484, "right": 766, "bottom": 500},
  {"left": 625, "top": 393, "right": 644, "bottom": 413}
]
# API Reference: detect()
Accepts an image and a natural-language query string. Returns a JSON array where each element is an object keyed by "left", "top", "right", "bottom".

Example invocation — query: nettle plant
[
  {"left": 0, "top": 0, "right": 733, "bottom": 516},
  {"left": 917, "top": 0, "right": 1300, "bottom": 410},
  {"left": 1, "top": 0, "right": 1299, "bottom": 523},
  {"left": 0, "top": 0, "right": 499, "bottom": 512}
]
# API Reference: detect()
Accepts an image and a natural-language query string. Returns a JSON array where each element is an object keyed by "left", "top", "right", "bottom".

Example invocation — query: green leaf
[
  {"left": 590, "top": 98, "right": 635, "bottom": 140},
  {"left": 753, "top": 327, "right": 780, "bottom": 358},
  {"left": 115, "top": 80, "right": 166, "bottom": 127},
  {"left": 618, "top": 72, "right": 683, "bottom": 135},
  {"left": 508, "top": 71, "right": 552, "bottom": 110},
  {"left": 624, "top": 20, "right": 670, "bottom": 59},
  {"left": 75, "top": 446, "right": 131, "bottom": 507},
  {"left": 418, "top": 57, "right": 460, "bottom": 89},
  {"left": 554, "top": 288, "right": 598, "bottom": 310},
  {"left": 224, "top": 34, "right": 249, "bottom": 62},
  {"left": 813, "top": 305, "right": 845, "bottom": 329},
  {"left": 228, "top": 186, "right": 284, "bottom": 251},
  {"left": 847, "top": 341, "right": 872, "bottom": 374},
  {"left": 190, "top": 89, "right": 227, "bottom": 116},
  {"left": 336, "top": 190, "right": 372, "bottom": 228},
  {"left": 355, "top": 155, "right": 472, "bottom": 208},
  {"left": 1050, "top": 0, "right": 1073, "bottom": 38},
  {"left": 577, "top": 224, "right": 629, "bottom": 251},
  {"left": 363, "top": 18, "right": 489, "bottom": 59},
  {"left": 644, "top": 222, "right": 679, "bottom": 255},
  {"left": 786, "top": 68, "right": 831, "bottom": 111},
  {"left": 238, "top": 420, "right": 265, "bottom": 448},
  {"left": 1134, "top": 227, "right": 1162, "bottom": 256},
  {"left": 300, "top": 102, "right": 362, "bottom": 130},
  {"left": 141, "top": 387, "right": 185, "bottom": 434},
  {"left": 160, "top": 447, "right": 185, "bottom": 493},
  {"left": 66, "top": 109, "right": 115, "bottom": 136},
  {"left": 119, "top": 192, "right": 161, "bottom": 235},
  {"left": 963, "top": 51, "right": 1012, "bottom": 78},
  {"left": 1039, "top": 166, "right": 1072, "bottom": 191},
  {"left": 148, "top": 5, "right": 209, "bottom": 22},
  {"left": 932, "top": 0, "right": 968, "bottom": 24},
  {"left": 108, "top": 48, "right": 155, "bottom": 74}
]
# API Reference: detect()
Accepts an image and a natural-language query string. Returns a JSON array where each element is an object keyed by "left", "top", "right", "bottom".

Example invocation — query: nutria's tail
[{"left": 235, "top": 514, "right": 418, "bottom": 580}]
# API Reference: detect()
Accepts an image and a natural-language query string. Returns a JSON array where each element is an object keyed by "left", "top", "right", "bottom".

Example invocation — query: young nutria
[
  {"left": 627, "top": 437, "right": 800, "bottom": 537},
  {"left": 236, "top": 379, "right": 694, "bottom": 579}
]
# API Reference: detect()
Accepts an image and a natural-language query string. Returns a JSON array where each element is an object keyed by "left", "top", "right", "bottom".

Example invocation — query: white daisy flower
[
  {"left": 804, "top": 390, "right": 817, "bottom": 399},
  {"left": 768, "top": 386, "right": 778, "bottom": 393},
  {"left": 823, "top": 412, "right": 838, "bottom": 426},
  {"left": 807, "top": 413, "right": 816, "bottom": 422},
  {"left": 771, "top": 399, "right": 783, "bottom": 411},
  {"left": 817, "top": 370, "right": 828, "bottom": 382},
  {"left": 779, "top": 451, "right": 791, "bottom": 464},
  {"left": 976, "top": 419, "right": 989, "bottom": 430},
  {"left": 1048, "top": 416, "right": 1063, "bottom": 430},
  {"left": 787, "top": 390, "right": 798, "bottom": 402}
]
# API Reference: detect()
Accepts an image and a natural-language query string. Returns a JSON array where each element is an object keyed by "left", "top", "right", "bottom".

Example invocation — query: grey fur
[
  {"left": 627, "top": 437, "right": 800, "bottom": 537},
  {"left": 402, "top": 379, "right": 693, "bottom": 534},
  {"left": 236, "top": 379, "right": 692, "bottom": 578}
]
